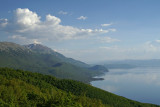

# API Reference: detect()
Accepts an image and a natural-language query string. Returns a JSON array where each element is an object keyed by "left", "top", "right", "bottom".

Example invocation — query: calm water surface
[{"left": 91, "top": 67, "right": 160, "bottom": 105}]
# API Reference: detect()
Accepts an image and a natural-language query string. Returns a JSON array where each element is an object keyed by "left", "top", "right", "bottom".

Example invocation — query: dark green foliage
[
  {"left": 0, "top": 68, "right": 158, "bottom": 107},
  {"left": 0, "top": 68, "right": 105, "bottom": 107}
]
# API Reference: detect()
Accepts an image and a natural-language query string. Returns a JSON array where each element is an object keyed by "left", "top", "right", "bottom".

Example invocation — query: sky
[{"left": 1, "top": 0, "right": 160, "bottom": 63}]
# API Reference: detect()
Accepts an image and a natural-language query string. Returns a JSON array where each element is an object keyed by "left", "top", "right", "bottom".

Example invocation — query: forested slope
[{"left": 0, "top": 68, "right": 158, "bottom": 107}]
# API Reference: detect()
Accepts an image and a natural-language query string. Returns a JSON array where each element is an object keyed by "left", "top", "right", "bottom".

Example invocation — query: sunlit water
[{"left": 91, "top": 67, "right": 160, "bottom": 105}]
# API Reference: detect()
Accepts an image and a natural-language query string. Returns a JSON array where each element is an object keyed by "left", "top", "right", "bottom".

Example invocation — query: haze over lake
[{"left": 91, "top": 67, "right": 160, "bottom": 105}]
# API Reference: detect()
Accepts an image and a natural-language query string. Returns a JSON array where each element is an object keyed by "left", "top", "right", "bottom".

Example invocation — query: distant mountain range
[
  {"left": 100, "top": 59, "right": 160, "bottom": 69},
  {"left": 0, "top": 42, "right": 107, "bottom": 83}
]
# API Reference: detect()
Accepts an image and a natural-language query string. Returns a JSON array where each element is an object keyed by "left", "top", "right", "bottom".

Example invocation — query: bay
[{"left": 91, "top": 67, "right": 160, "bottom": 105}]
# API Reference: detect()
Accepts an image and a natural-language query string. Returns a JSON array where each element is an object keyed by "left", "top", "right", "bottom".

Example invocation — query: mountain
[
  {"left": 104, "top": 64, "right": 136, "bottom": 69},
  {"left": 118, "top": 59, "right": 160, "bottom": 67},
  {"left": 25, "top": 43, "right": 90, "bottom": 68},
  {"left": 0, "top": 42, "right": 30, "bottom": 52},
  {"left": 0, "top": 68, "right": 158, "bottom": 107},
  {"left": 89, "top": 65, "right": 108, "bottom": 72},
  {"left": 100, "top": 59, "right": 160, "bottom": 69},
  {"left": 0, "top": 42, "right": 105, "bottom": 83}
]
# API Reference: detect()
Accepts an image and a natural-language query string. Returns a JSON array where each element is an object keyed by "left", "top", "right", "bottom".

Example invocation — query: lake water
[{"left": 91, "top": 67, "right": 160, "bottom": 105}]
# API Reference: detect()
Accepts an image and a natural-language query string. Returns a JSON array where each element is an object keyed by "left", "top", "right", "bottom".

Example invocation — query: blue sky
[{"left": 1, "top": 0, "right": 160, "bottom": 63}]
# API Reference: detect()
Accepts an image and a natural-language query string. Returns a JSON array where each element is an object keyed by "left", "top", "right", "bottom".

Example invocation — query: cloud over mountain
[{"left": 0, "top": 8, "right": 115, "bottom": 44}]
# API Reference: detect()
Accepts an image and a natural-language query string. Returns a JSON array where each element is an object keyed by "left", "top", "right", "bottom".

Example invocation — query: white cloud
[
  {"left": 8, "top": 35, "right": 41, "bottom": 44},
  {"left": 99, "top": 36, "right": 120, "bottom": 43},
  {"left": 77, "top": 16, "right": 87, "bottom": 20},
  {"left": 144, "top": 40, "right": 160, "bottom": 52},
  {"left": 99, "top": 46, "right": 118, "bottom": 50},
  {"left": 15, "top": 8, "right": 41, "bottom": 26},
  {"left": 9, "top": 35, "right": 26, "bottom": 40},
  {"left": 108, "top": 28, "right": 116, "bottom": 32},
  {"left": 155, "top": 39, "right": 160, "bottom": 43},
  {"left": 46, "top": 14, "right": 61, "bottom": 25},
  {"left": 0, "top": 8, "right": 115, "bottom": 44},
  {"left": 58, "top": 11, "right": 68, "bottom": 15},
  {"left": 101, "top": 23, "right": 112, "bottom": 27},
  {"left": 0, "top": 19, "right": 8, "bottom": 28},
  {"left": 57, "top": 40, "right": 160, "bottom": 63}
]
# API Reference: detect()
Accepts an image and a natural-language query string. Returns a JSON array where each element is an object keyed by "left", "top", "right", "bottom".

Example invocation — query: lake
[{"left": 91, "top": 67, "right": 160, "bottom": 105}]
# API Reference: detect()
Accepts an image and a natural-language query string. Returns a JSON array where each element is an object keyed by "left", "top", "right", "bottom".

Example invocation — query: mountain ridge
[
  {"left": 24, "top": 43, "right": 90, "bottom": 68},
  {"left": 0, "top": 42, "right": 106, "bottom": 83}
]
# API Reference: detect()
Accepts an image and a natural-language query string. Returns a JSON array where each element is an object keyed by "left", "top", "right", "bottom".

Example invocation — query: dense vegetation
[
  {"left": 0, "top": 42, "right": 105, "bottom": 83},
  {"left": 0, "top": 68, "right": 158, "bottom": 107},
  {"left": 0, "top": 68, "right": 105, "bottom": 107}
]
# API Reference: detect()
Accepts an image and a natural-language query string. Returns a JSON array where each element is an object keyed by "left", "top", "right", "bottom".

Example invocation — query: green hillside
[
  {"left": 0, "top": 42, "right": 104, "bottom": 83},
  {"left": 0, "top": 68, "right": 158, "bottom": 107},
  {"left": 0, "top": 68, "right": 105, "bottom": 107},
  {"left": 25, "top": 43, "right": 90, "bottom": 68}
]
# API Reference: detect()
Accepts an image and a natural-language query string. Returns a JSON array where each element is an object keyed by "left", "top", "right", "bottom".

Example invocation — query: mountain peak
[
  {"left": 0, "top": 42, "right": 89, "bottom": 68},
  {"left": 25, "top": 43, "right": 54, "bottom": 54}
]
